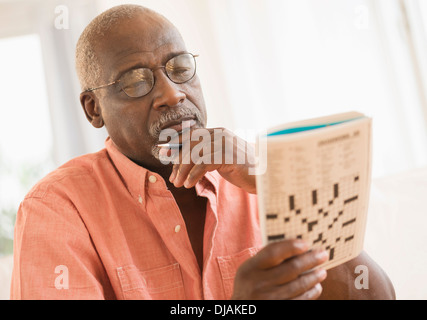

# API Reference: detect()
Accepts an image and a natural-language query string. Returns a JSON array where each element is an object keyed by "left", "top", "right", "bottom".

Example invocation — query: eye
[
  {"left": 123, "top": 80, "right": 147, "bottom": 90},
  {"left": 170, "top": 67, "right": 191, "bottom": 75},
  {"left": 120, "top": 68, "right": 154, "bottom": 97}
]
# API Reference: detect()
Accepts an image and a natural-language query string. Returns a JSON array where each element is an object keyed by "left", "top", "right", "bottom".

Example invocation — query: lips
[{"left": 160, "top": 118, "right": 197, "bottom": 133}]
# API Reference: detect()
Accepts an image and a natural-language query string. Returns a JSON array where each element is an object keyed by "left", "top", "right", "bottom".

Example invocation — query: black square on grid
[{"left": 264, "top": 174, "right": 362, "bottom": 266}]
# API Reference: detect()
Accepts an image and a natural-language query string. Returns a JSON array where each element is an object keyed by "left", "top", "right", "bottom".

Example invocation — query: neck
[
  {"left": 141, "top": 161, "right": 195, "bottom": 196},
  {"left": 142, "top": 162, "right": 174, "bottom": 185}
]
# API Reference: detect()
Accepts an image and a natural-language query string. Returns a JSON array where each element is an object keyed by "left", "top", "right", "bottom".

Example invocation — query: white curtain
[
  {"left": 37, "top": 0, "right": 108, "bottom": 165},
  {"left": 96, "top": 0, "right": 427, "bottom": 178},
  {"left": 0, "top": 0, "right": 108, "bottom": 167},
  {"left": 3, "top": 0, "right": 424, "bottom": 174},
  {"left": 206, "top": 0, "right": 427, "bottom": 179}
]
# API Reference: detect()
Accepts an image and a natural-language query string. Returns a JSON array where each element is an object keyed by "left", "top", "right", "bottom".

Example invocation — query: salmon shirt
[{"left": 11, "top": 137, "right": 262, "bottom": 300}]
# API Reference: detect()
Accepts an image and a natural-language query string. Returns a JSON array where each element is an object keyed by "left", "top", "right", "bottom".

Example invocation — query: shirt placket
[
  {"left": 144, "top": 173, "right": 203, "bottom": 299},
  {"left": 195, "top": 178, "right": 221, "bottom": 299}
]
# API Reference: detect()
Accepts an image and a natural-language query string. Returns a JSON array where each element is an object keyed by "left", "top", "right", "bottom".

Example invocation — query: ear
[{"left": 80, "top": 91, "right": 104, "bottom": 129}]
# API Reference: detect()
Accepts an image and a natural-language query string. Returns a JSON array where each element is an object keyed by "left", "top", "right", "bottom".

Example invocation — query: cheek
[
  {"left": 186, "top": 78, "right": 208, "bottom": 124},
  {"left": 101, "top": 101, "right": 152, "bottom": 145}
]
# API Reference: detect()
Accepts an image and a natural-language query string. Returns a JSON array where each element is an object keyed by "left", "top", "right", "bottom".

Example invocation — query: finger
[
  {"left": 183, "top": 164, "right": 207, "bottom": 189},
  {"left": 172, "top": 163, "right": 194, "bottom": 188},
  {"left": 292, "top": 283, "right": 323, "bottom": 300},
  {"left": 279, "top": 268, "right": 327, "bottom": 299},
  {"left": 184, "top": 163, "right": 221, "bottom": 188},
  {"left": 169, "top": 133, "right": 212, "bottom": 185},
  {"left": 251, "top": 240, "right": 310, "bottom": 270},
  {"left": 169, "top": 142, "right": 193, "bottom": 184},
  {"left": 267, "top": 248, "right": 329, "bottom": 285},
  {"left": 169, "top": 154, "right": 208, "bottom": 188},
  {"left": 169, "top": 163, "right": 179, "bottom": 183},
  {"left": 261, "top": 269, "right": 326, "bottom": 300}
]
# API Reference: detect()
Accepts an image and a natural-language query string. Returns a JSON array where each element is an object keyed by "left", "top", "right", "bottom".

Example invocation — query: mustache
[{"left": 148, "top": 106, "right": 204, "bottom": 138}]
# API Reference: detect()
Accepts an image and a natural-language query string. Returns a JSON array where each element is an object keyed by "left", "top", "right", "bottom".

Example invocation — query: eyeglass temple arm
[{"left": 85, "top": 80, "right": 120, "bottom": 93}]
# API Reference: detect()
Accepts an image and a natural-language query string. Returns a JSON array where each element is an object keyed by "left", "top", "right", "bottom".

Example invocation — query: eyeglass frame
[{"left": 83, "top": 52, "right": 199, "bottom": 98}]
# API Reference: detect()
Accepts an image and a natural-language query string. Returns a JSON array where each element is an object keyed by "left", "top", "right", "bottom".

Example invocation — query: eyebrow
[{"left": 113, "top": 50, "right": 189, "bottom": 81}]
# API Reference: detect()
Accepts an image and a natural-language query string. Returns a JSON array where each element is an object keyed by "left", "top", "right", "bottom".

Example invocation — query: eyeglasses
[{"left": 85, "top": 53, "right": 198, "bottom": 98}]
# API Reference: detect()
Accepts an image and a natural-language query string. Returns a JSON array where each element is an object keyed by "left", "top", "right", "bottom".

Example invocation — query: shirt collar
[{"left": 105, "top": 137, "right": 218, "bottom": 200}]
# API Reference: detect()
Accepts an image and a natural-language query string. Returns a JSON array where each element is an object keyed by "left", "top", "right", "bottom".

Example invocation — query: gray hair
[{"left": 75, "top": 4, "right": 156, "bottom": 91}]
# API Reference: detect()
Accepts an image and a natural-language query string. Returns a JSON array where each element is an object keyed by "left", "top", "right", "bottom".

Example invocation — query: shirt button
[
  {"left": 174, "top": 225, "right": 181, "bottom": 233},
  {"left": 138, "top": 195, "right": 143, "bottom": 204},
  {"left": 148, "top": 175, "right": 157, "bottom": 184}
]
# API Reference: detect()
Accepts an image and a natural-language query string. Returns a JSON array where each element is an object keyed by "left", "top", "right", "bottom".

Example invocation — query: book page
[{"left": 256, "top": 117, "right": 372, "bottom": 270}]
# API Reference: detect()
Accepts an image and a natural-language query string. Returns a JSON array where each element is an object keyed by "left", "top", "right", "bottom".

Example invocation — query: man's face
[{"left": 92, "top": 13, "right": 207, "bottom": 169}]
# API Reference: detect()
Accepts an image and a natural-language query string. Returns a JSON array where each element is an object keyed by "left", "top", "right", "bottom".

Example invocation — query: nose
[{"left": 152, "top": 70, "right": 186, "bottom": 110}]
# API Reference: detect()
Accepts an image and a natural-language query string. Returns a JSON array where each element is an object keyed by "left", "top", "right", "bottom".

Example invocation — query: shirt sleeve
[{"left": 10, "top": 192, "right": 115, "bottom": 300}]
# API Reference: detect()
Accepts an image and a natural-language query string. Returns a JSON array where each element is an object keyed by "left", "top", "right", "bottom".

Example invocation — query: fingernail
[
  {"left": 293, "top": 240, "right": 309, "bottom": 251},
  {"left": 169, "top": 171, "right": 176, "bottom": 183},
  {"left": 183, "top": 179, "right": 191, "bottom": 188},
  {"left": 316, "top": 269, "right": 327, "bottom": 280},
  {"left": 315, "top": 250, "right": 328, "bottom": 261},
  {"left": 307, "top": 283, "right": 322, "bottom": 299}
]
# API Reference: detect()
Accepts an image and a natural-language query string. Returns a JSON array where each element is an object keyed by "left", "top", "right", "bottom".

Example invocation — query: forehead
[{"left": 97, "top": 13, "right": 187, "bottom": 78}]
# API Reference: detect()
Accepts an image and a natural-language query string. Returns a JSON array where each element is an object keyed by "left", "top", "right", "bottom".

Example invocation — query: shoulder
[
  {"left": 319, "top": 251, "right": 396, "bottom": 300},
  {"left": 16, "top": 150, "right": 113, "bottom": 239},
  {"left": 24, "top": 149, "right": 110, "bottom": 201},
  {"left": 17, "top": 149, "right": 112, "bottom": 228}
]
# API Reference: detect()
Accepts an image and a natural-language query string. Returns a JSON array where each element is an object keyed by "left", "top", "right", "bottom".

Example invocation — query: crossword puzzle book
[{"left": 256, "top": 112, "right": 372, "bottom": 270}]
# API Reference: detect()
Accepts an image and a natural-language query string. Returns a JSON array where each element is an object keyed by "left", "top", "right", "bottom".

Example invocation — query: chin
[{"left": 151, "top": 144, "right": 161, "bottom": 161}]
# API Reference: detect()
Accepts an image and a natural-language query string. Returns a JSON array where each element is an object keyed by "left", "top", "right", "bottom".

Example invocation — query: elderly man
[{"left": 11, "top": 4, "right": 394, "bottom": 300}]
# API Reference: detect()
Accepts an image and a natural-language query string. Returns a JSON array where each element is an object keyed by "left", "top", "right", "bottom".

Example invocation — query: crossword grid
[{"left": 265, "top": 174, "right": 361, "bottom": 264}]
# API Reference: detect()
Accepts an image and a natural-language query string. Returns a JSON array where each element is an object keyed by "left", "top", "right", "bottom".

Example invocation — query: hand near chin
[{"left": 163, "top": 127, "right": 257, "bottom": 193}]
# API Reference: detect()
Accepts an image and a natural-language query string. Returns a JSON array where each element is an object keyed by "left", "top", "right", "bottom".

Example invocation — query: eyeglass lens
[{"left": 119, "top": 53, "right": 196, "bottom": 98}]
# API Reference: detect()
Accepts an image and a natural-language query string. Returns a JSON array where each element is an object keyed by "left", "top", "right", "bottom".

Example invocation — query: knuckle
[
  {"left": 236, "top": 258, "right": 254, "bottom": 277},
  {"left": 297, "top": 275, "right": 311, "bottom": 291},
  {"left": 298, "top": 273, "right": 317, "bottom": 291},
  {"left": 300, "top": 283, "right": 322, "bottom": 300},
  {"left": 253, "top": 278, "right": 269, "bottom": 294},
  {"left": 270, "top": 240, "right": 293, "bottom": 256},
  {"left": 288, "top": 258, "right": 303, "bottom": 273},
  {"left": 267, "top": 242, "right": 282, "bottom": 257},
  {"left": 309, "top": 250, "right": 326, "bottom": 268}
]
